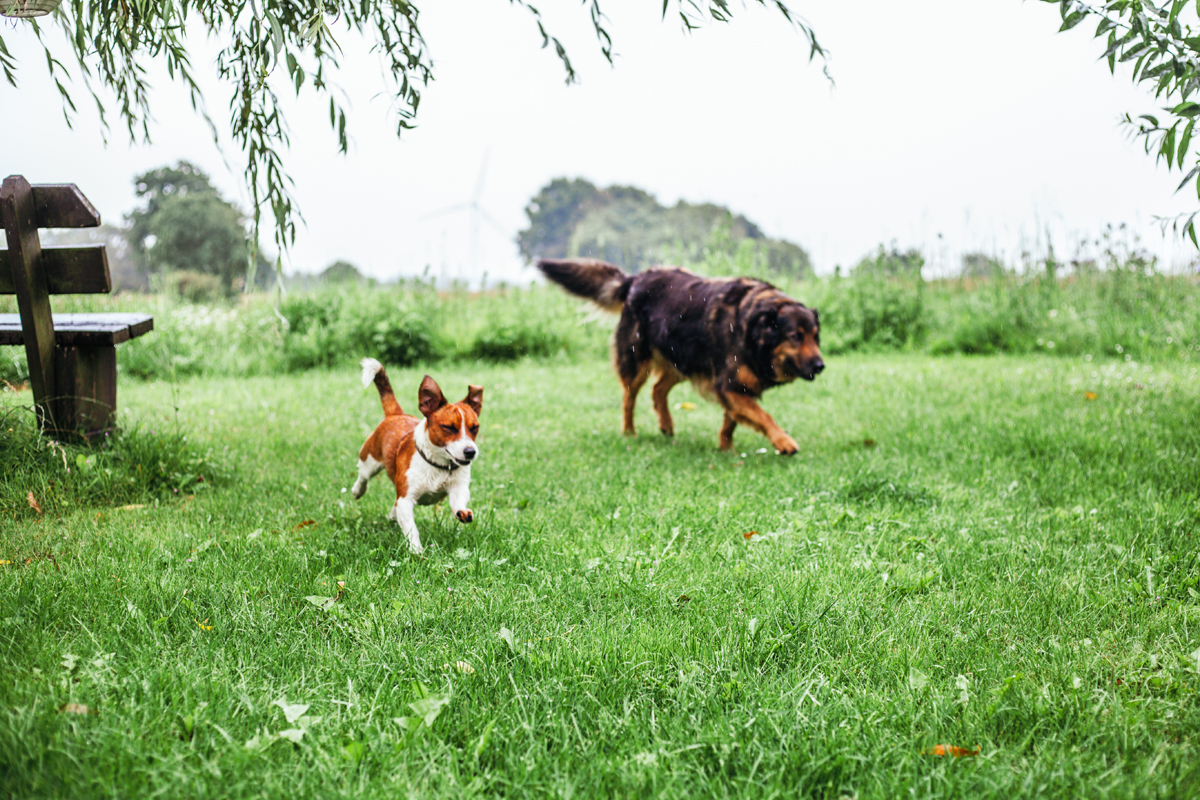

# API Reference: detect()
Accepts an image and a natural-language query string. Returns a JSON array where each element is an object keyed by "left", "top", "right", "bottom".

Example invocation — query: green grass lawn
[{"left": 2, "top": 352, "right": 1200, "bottom": 798}]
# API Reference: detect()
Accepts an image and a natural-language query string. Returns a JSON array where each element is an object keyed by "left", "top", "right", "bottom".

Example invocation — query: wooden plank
[
  {"left": 0, "top": 313, "right": 155, "bottom": 346},
  {"left": 31, "top": 184, "right": 101, "bottom": 229},
  {"left": 0, "top": 244, "right": 111, "bottom": 294},
  {"left": 1, "top": 175, "right": 56, "bottom": 413}
]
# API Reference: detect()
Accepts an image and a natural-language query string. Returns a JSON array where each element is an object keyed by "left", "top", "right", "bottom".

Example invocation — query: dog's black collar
[{"left": 416, "top": 444, "right": 461, "bottom": 472}]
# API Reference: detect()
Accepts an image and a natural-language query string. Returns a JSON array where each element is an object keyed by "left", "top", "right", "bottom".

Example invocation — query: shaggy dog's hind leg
[
  {"left": 615, "top": 311, "right": 651, "bottom": 436},
  {"left": 652, "top": 366, "right": 685, "bottom": 437},
  {"left": 719, "top": 412, "right": 737, "bottom": 451}
]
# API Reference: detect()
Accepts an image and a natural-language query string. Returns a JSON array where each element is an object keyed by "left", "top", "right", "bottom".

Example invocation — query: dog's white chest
[{"left": 406, "top": 458, "right": 467, "bottom": 506}]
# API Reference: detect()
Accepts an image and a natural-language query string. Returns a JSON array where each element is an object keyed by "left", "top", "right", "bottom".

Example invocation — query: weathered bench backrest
[{"left": 0, "top": 183, "right": 111, "bottom": 294}]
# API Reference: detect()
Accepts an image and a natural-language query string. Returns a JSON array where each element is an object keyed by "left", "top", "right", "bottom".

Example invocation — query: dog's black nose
[
  {"left": 463, "top": 446, "right": 477, "bottom": 460},
  {"left": 812, "top": 359, "right": 825, "bottom": 374}
]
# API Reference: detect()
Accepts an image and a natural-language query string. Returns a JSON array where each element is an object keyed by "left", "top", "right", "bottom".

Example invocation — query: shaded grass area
[
  {"left": 1, "top": 354, "right": 1199, "bottom": 798},
  {"left": 0, "top": 406, "right": 225, "bottom": 518}
]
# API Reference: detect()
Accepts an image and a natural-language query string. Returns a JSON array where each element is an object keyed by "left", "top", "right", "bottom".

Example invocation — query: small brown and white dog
[{"left": 351, "top": 358, "right": 483, "bottom": 555}]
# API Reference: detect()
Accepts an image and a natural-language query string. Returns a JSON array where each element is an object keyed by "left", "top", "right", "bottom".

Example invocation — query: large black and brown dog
[{"left": 538, "top": 258, "right": 824, "bottom": 455}]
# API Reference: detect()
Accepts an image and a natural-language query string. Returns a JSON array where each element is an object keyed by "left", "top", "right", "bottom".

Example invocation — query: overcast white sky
[{"left": 4, "top": 0, "right": 1198, "bottom": 282}]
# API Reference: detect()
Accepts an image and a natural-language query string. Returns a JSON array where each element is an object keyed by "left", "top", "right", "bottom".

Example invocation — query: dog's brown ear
[
  {"left": 418, "top": 375, "right": 447, "bottom": 418},
  {"left": 463, "top": 385, "right": 483, "bottom": 415}
]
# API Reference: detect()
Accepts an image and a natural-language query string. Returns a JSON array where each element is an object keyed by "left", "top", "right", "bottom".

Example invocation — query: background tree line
[{"left": 517, "top": 177, "right": 813, "bottom": 277}]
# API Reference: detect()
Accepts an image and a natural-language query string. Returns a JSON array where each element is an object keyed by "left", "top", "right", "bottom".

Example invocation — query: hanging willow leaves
[
  {"left": 1045, "top": 1, "right": 1200, "bottom": 246},
  {"left": 0, "top": 0, "right": 827, "bottom": 268}
]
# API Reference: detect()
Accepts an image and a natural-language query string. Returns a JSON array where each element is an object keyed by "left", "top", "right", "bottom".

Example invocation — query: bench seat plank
[{"left": 0, "top": 313, "right": 154, "bottom": 346}]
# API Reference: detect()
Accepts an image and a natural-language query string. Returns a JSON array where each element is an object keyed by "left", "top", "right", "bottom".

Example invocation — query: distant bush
[
  {"left": 469, "top": 321, "right": 565, "bottom": 361},
  {"left": 803, "top": 273, "right": 924, "bottom": 353},
  {"left": 704, "top": 244, "right": 1200, "bottom": 360},
  {"left": 164, "top": 269, "right": 226, "bottom": 302}
]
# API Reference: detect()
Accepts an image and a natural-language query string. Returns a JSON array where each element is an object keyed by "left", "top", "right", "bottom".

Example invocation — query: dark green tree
[
  {"left": 518, "top": 177, "right": 812, "bottom": 277},
  {"left": 127, "top": 162, "right": 269, "bottom": 293},
  {"left": 517, "top": 178, "right": 607, "bottom": 261},
  {"left": 126, "top": 161, "right": 219, "bottom": 264}
]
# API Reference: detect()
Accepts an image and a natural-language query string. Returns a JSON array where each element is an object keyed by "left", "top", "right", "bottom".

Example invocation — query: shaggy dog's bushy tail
[{"left": 537, "top": 258, "right": 632, "bottom": 313}]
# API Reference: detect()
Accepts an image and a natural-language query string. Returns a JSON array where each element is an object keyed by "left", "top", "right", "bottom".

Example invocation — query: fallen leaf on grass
[
  {"left": 680, "top": 402, "right": 696, "bottom": 410},
  {"left": 408, "top": 695, "right": 451, "bottom": 727},
  {"left": 306, "top": 595, "right": 338, "bottom": 611},
  {"left": 862, "top": 438, "right": 878, "bottom": 448},
  {"left": 442, "top": 660, "right": 476, "bottom": 674},
  {"left": 59, "top": 703, "right": 95, "bottom": 715},
  {"left": 272, "top": 699, "right": 310, "bottom": 724},
  {"left": 1084, "top": 391, "right": 1098, "bottom": 401},
  {"left": 292, "top": 520, "right": 316, "bottom": 532},
  {"left": 118, "top": 504, "right": 146, "bottom": 511},
  {"left": 26, "top": 492, "right": 42, "bottom": 515},
  {"left": 743, "top": 531, "right": 759, "bottom": 540},
  {"left": 925, "top": 744, "right": 979, "bottom": 757}
]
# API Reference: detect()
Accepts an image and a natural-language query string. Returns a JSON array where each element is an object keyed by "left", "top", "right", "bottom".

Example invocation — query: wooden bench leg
[{"left": 47, "top": 344, "right": 116, "bottom": 441}]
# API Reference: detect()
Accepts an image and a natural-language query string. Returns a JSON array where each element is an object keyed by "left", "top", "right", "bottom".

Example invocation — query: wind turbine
[{"left": 420, "top": 151, "right": 508, "bottom": 282}]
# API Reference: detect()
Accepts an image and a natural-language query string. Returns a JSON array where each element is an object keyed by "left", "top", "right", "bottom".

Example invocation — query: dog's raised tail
[
  {"left": 360, "top": 357, "right": 403, "bottom": 417},
  {"left": 537, "top": 258, "right": 631, "bottom": 312}
]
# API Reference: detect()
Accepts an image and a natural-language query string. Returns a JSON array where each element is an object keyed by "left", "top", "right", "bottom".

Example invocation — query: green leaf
[
  {"left": 342, "top": 741, "right": 366, "bottom": 763},
  {"left": 1175, "top": 164, "right": 1199, "bottom": 192},
  {"left": 272, "top": 699, "right": 310, "bottom": 724},
  {"left": 393, "top": 715, "right": 417, "bottom": 734},
  {"left": 1179, "top": 120, "right": 1194, "bottom": 169},
  {"left": 305, "top": 595, "right": 337, "bottom": 611},
  {"left": 245, "top": 729, "right": 275, "bottom": 752},
  {"left": 1173, "top": 101, "right": 1200, "bottom": 118},
  {"left": 408, "top": 695, "right": 450, "bottom": 727},
  {"left": 1060, "top": 10, "right": 1087, "bottom": 32},
  {"left": 1161, "top": 124, "right": 1177, "bottom": 166},
  {"left": 267, "top": 12, "right": 284, "bottom": 59},
  {"left": 474, "top": 719, "right": 496, "bottom": 760}
]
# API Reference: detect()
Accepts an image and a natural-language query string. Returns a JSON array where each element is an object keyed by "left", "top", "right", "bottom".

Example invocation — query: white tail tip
[{"left": 360, "top": 357, "right": 383, "bottom": 388}]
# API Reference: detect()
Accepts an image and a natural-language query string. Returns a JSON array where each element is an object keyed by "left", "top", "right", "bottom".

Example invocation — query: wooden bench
[{"left": 1, "top": 175, "right": 153, "bottom": 440}]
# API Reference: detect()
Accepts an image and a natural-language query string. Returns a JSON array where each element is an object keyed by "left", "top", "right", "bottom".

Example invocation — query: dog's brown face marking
[
  {"left": 418, "top": 376, "right": 483, "bottom": 463},
  {"left": 765, "top": 306, "right": 824, "bottom": 383}
]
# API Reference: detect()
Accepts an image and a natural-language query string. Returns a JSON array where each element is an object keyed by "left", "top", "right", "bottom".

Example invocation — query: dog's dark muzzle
[{"left": 795, "top": 357, "right": 825, "bottom": 381}]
